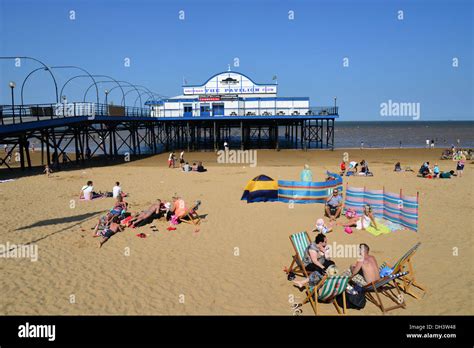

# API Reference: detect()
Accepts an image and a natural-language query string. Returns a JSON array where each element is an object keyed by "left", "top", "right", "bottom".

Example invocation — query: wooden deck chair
[
  {"left": 180, "top": 200, "right": 202, "bottom": 226},
  {"left": 379, "top": 242, "right": 426, "bottom": 299},
  {"left": 302, "top": 275, "right": 351, "bottom": 315},
  {"left": 286, "top": 232, "right": 311, "bottom": 278},
  {"left": 362, "top": 271, "right": 409, "bottom": 314}
]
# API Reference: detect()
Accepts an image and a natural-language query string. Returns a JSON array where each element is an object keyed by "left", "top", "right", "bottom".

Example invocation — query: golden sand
[{"left": 0, "top": 149, "right": 472, "bottom": 315}]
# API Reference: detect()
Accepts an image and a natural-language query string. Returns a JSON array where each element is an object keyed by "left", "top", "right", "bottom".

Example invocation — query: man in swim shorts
[
  {"left": 98, "top": 216, "right": 124, "bottom": 248},
  {"left": 325, "top": 188, "right": 343, "bottom": 221}
]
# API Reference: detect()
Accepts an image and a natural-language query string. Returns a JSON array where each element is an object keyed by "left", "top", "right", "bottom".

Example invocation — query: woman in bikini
[
  {"left": 338, "top": 204, "right": 378, "bottom": 231},
  {"left": 129, "top": 200, "right": 163, "bottom": 227}
]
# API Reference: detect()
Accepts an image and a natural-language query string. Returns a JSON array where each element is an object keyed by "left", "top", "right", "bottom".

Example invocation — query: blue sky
[{"left": 0, "top": 0, "right": 472, "bottom": 120}]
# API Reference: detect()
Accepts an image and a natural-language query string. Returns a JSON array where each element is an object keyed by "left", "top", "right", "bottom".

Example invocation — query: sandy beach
[{"left": 0, "top": 148, "right": 472, "bottom": 315}]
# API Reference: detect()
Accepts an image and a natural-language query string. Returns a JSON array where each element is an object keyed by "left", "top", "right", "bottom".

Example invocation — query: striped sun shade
[
  {"left": 344, "top": 186, "right": 419, "bottom": 231},
  {"left": 278, "top": 171, "right": 343, "bottom": 204}
]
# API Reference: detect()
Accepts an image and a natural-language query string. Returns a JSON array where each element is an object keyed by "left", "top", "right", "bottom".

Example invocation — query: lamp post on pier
[{"left": 9, "top": 81, "right": 16, "bottom": 119}]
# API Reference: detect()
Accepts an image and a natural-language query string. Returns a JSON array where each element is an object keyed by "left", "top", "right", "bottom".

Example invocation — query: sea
[
  {"left": 333, "top": 121, "right": 474, "bottom": 149},
  {"left": 9, "top": 121, "right": 473, "bottom": 155}
]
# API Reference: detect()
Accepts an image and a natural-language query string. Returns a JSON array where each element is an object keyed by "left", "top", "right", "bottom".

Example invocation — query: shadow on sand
[{"left": 14, "top": 211, "right": 103, "bottom": 231}]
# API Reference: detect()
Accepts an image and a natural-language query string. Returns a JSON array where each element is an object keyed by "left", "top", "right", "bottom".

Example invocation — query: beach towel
[
  {"left": 384, "top": 220, "right": 405, "bottom": 232},
  {"left": 0, "top": 179, "right": 15, "bottom": 183},
  {"left": 365, "top": 218, "right": 392, "bottom": 236}
]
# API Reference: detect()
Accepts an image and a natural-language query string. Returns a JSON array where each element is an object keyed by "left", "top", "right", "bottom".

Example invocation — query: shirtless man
[
  {"left": 129, "top": 199, "right": 163, "bottom": 227},
  {"left": 350, "top": 243, "right": 380, "bottom": 284},
  {"left": 98, "top": 216, "right": 124, "bottom": 248}
]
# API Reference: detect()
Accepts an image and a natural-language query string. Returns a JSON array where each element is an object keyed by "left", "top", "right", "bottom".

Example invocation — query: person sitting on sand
[
  {"left": 182, "top": 162, "right": 191, "bottom": 172},
  {"left": 80, "top": 181, "right": 96, "bottom": 200},
  {"left": 433, "top": 164, "right": 440, "bottom": 178},
  {"left": 300, "top": 164, "right": 313, "bottom": 182},
  {"left": 113, "top": 181, "right": 123, "bottom": 198},
  {"left": 197, "top": 161, "right": 207, "bottom": 172},
  {"left": 325, "top": 188, "right": 343, "bottom": 221},
  {"left": 167, "top": 196, "right": 187, "bottom": 230},
  {"left": 394, "top": 162, "right": 402, "bottom": 172},
  {"left": 340, "top": 161, "right": 346, "bottom": 175},
  {"left": 340, "top": 204, "right": 377, "bottom": 231},
  {"left": 348, "top": 161, "right": 358, "bottom": 174},
  {"left": 129, "top": 199, "right": 164, "bottom": 227},
  {"left": 360, "top": 160, "right": 367, "bottom": 173},
  {"left": 192, "top": 162, "right": 198, "bottom": 171},
  {"left": 292, "top": 233, "right": 335, "bottom": 288},
  {"left": 312, "top": 218, "right": 333, "bottom": 234},
  {"left": 343, "top": 243, "right": 380, "bottom": 286},
  {"left": 97, "top": 215, "right": 124, "bottom": 248}
]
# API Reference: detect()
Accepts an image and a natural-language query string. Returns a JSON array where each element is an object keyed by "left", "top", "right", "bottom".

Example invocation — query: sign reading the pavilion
[{"left": 183, "top": 72, "right": 277, "bottom": 95}]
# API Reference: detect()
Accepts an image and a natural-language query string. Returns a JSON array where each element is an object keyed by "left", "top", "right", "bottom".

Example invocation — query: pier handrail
[{"left": 0, "top": 103, "right": 338, "bottom": 126}]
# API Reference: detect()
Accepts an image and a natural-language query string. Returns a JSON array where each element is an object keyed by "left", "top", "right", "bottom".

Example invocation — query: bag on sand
[{"left": 336, "top": 290, "right": 366, "bottom": 310}]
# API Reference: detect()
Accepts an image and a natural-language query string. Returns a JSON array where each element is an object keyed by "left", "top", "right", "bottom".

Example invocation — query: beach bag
[
  {"left": 170, "top": 215, "right": 180, "bottom": 225},
  {"left": 336, "top": 290, "right": 366, "bottom": 309}
]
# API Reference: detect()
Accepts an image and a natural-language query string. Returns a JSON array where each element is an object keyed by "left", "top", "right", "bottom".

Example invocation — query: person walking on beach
[
  {"left": 86, "top": 147, "right": 92, "bottom": 160},
  {"left": 43, "top": 165, "right": 52, "bottom": 177},
  {"left": 360, "top": 141, "right": 364, "bottom": 149},
  {"left": 224, "top": 141, "right": 229, "bottom": 151},
  {"left": 179, "top": 151, "right": 185, "bottom": 168},
  {"left": 168, "top": 152, "right": 176, "bottom": 168},
  {"left": 426, "top": 139, "right": 430, "bottom": 148},
  {"left": 431, "top": 139, "right": 435, "bottom": 149}
]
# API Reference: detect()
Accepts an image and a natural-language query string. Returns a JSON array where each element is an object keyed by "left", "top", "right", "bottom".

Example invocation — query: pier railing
[
  {"left": 152, "top": 106, "right": 338, "bottom": 118},
  {"left": 0, "top": 103, "right": 338, "bottom": 126}
]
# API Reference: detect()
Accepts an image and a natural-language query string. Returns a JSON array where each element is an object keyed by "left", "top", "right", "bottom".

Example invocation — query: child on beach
[
  {"left": 43, "top": 165, "right": 52, "bottom": 177},
  {"left": 340, "top": 161, "right": 346, "bottom": 175},
  {"left": 433, "top": 164, "right": 440, "bottom": 178},
  {"left": 456, "top": 158, "right": 465, "bottom": 177},
  {"left": 312, "top": 218, "right": 333, "bottom": 234}
]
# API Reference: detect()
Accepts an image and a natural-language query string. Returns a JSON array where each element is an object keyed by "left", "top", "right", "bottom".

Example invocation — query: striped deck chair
[
  {"left": 302, "top": 275, "right": 351, "bottom": 315},
  {"left": 379, "top": 242, "right": 426, "bottom": 299},
  {"left": 180, "top": 200, "right": 202, "bottom": 226},
  {"left": 286, "top": 232, "right": 311, "bottom": 278},
  {"left": 363, "top": 271, "right": 409, "bottom": 314}
]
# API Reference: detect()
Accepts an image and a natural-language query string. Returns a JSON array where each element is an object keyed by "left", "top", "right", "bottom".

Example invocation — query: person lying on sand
[
  {"left": 92, "top": 196, "right": 128, "bottom": 236},
  {"left": 129, "top": 199, "right": 163, "bottom": 227},
  {"left": 98, "top": 216, "right": 124, "bottom": 248}
]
